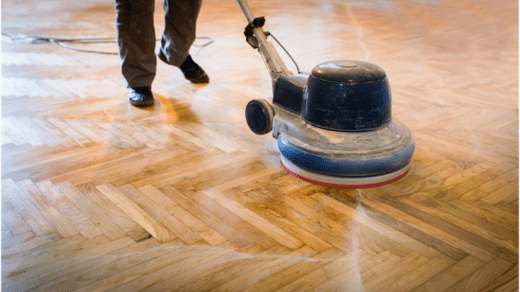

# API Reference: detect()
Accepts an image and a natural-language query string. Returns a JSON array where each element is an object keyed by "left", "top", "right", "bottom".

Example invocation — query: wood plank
[
  {"left": 276, "top": 250, "right": 388, "bottom": 292},
  {"left": 242, "top": 248, "right": 346, "bottom": 292},
  {"left": 411, "top": 256, "right": 486, "bottom": 292},
  {"left": 76, "top": 182, "right": 150, "bottom": 242},
  {"left": 4, "top": 236, "right": 134, "bottom": 292},
  {"left": 202, "top": 188, "right": 303, "bottom": 250},
  {"left": 384, "top": 254, "right": 457, "bottom": 292},
  {"left": 2, "top": 232, "right": 62, "bottom": 257},
  {"left": 108, "top": 241, "right": 237, "bottom": 292},
  {"left": 361, "top": 253, "right": 430, "bottom": 291},
  {"left": 360, "top": 194, "right": 495, "bottom": 262},
  {"left": 138, "top": 185, "right": 227, "bottom": 246},
  {"left": 207, "top": 246, "right": 318, "bottom": 292},
  {"left": 245, "top": 188, "right": 362, "bottom": 254},
  {"left": 2, "top": 234, "right": 103, "bottom": 280},
  {"left": 162, "top": 186, "right": 269, "bottom": 248},
  {"left": 18, "top": 179, "right": 80, "bottom": 238},
  {"left": 400, "top": 198, "right": 518, "bottom": 260},
  {"left": 117, "top": 184, "right": 201, "bottom": 244},
  {"left": 444, "top": 257, "right": 515, "bottom": 292},
  {"left": 42, "top": 237, "right": 166, "bottom": 291},
  {"left": 1, "top": 194, "right": 32, "bottom": 236},
  {"left": 96, "top": 184, "right": 176, "bottom": 243},
  {"left": 36, "top": 180, "right": 103, "bottom": 239},
  {"left": 223, "top": 188, "right": 332, "bottom": 251},
  {"left": 479, "top": 264, "right": 518, "bottom": 292},
  {"left": 32, "top": 116, "right": 77, "bottom": 147},
  {"left": 81, "top": 243, "right": 266, "bottom": 292},
  {"left": 176, "top": 245, "right": 290, "bottom": 292},
  {"left": 56, "top": 181, "right": 127, "bottom": 241},
  {"left": 2, "top": 179, "right": 55, "bottom": 236},
  {"left": 311, "top": 192, "right": 441, "bottom": 259}
]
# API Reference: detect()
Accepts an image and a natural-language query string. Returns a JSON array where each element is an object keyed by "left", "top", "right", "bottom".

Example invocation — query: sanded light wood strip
[
  {"left": 479, "top": 264, "right": 519, "bottom": 292},
  {"left": 51, "top": 238, "right": 186, "bottom": 291},
  {"left": 117, "top": 184, "right": 201, "bottom": 244},
  {"left": 242, "top": 248, "right": 346, "bottom": 292},
  {"left": 165, "top": 186, "right": 273, "bottom": 248},
  {"left": 65, "top": 119, "right": 108, "bottom": 145},
  {"left": 1, "top": 194, "right": 32, "bottom": 236},
  {"left": 411, "top": 256, "right": 486, "bottom": 292},
  {"left": 32, "top": 117, "right": 78, "bottom": 147},
  {"left": 41, "top": 237, "right": 163, "bottom": 291},
  {"left": 138, "top": 185, "right": 227, "bottom": 246},
  {"left": 384, "top": 254, "right": 457, "bottom": 292},
  {"left": 19, "top": 116, "right": 61, "bottom": 147},
  {"left": 311, "top": 192, "right": 440, "bottom": 259},
  {"left": 4, "top": 236, "right": 134, "bottom": 292},
  {"left": 73, "top": 182, "right": 149, "bottom": 241},
  {"left": 2, "top": 232, "right": 63, "bottom": 258},
  {"left": 400, "top": 198, "right": 518, "bottom": 257},
  {"left": 2, "top": 179, "right": 55, "bottom": 236},
  {"left": 361, "top": 253, "right": 430, "bottom": 292},
  {"left": 142, "top": 244, "right": 269, "bottom": 291},
  {"left": 2, "top": 234, "right": 86, "bottom": 276},
  {"left": 245, "top": 188, "right": 359, "bottom": 254},
  {"left": 274, "top": 250, "right": 383, "bottom": 292},
  {"left": 2, "top": 116, "right": 29, "bottom": 146},
  {"left": 17, "top": 179, "right": 80, "bottom": 238},
  {"left": 179, "top": 122, "right": 238, "bottom": 153},
  {"left": 96, "top": 184, "right": 176, "bottom": 243},
  {"left": 360, "top": 194, "right": 495, "bottom": 262},
  {"left": 56, "top": 182, "right": 127, "bottom": 241},
  {"left": 47, "top": 117, "right": 92, "bottom": 147},
  {"left": 202, "top": 188, "right": 303, "bottom": 250},
  {"left": 444, "top": 257, "right": 515, "bottom": 292},
  {"left": 36, "top": 180, "right": 103, "bottom": 239},
  {"left": 207, "top": 246, "right": 318, "bottom": 292},
  {"left": 108, "top": 241, "right": 237, "bottom": 292},
  {"left": 82, "top": 244, "right": 268, "bottom": 292},
  {"left": 215, "top": 166, "right": 286, "bottom": 192},
  {"left": 224, "top": 188, "right": 332, "bottom": 252},
  {"left": 481, "top": 179, "right": 519, "bottom": 204},
  {"left": 176, "top": 245, "right": 291, "bottom": 292}
]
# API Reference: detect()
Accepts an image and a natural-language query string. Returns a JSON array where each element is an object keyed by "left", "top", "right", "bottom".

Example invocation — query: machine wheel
[{"left": 245, "top": 99, "right": 274, "bottom": 135}]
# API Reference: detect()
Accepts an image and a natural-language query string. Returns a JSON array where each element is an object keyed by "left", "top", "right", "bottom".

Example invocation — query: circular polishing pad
[{"left": 281, "top": 155, "right": 410, "bottom": 188}]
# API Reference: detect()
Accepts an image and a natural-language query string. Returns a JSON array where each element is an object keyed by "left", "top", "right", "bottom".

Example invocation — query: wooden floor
[{"left": 2, "top": 0, "right": 518, "bottom": 291}]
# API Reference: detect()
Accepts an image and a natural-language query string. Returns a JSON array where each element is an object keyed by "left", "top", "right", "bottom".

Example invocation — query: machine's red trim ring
[{"left": 281, "top": 160, "right": 408, "bottom": 188}]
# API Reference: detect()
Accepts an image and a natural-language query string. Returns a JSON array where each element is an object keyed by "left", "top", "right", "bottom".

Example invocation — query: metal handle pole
[
  {"left": 236, "top": 0, "right": 292, "bottom": 83},
  {"left": 237, "top": 0, "right": 255, "bottom": 24}
]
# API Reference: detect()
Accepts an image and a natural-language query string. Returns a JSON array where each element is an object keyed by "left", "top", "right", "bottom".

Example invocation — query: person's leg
[
  {"left": 116, "top": 0, "right": 157, "bottom": 90},
  {"left": 158, "top": 0, "right": 209, "bottom": 83}
]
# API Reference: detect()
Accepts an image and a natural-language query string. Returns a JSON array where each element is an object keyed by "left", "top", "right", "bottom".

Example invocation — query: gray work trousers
[{"left": 116, "top": 0, "right": 202, "bottom": 88}]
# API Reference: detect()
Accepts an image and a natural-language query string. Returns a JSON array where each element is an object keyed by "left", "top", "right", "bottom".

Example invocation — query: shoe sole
[{"left": 130, "top": 99, "right": 154, "bottom": 107}]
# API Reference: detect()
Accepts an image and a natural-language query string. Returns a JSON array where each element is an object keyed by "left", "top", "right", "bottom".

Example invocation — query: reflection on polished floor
[{"left": 1, "top": 0, "right": 518, "bottom": 291}]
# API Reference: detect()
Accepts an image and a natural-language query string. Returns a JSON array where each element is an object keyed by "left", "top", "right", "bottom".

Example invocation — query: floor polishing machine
[{"left": 237, "top": 0, "right": 415, "bottom": 188}]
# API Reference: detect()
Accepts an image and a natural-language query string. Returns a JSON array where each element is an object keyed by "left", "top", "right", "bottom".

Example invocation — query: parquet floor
[{"left": 1, "top": 0, "right": 518, "bottom": 291}]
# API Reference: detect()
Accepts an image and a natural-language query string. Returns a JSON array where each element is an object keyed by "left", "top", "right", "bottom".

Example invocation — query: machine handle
[
  {"left": 236, "top": 0, "right": 292, "bottom": 83},
  {"left": 237, "top": 0, "right": 255, "bottom": 24}
]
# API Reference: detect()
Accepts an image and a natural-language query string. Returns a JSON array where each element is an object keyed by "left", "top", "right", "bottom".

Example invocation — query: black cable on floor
[{"left": 1, "top": 33, "right": 214, "bottom": 55}]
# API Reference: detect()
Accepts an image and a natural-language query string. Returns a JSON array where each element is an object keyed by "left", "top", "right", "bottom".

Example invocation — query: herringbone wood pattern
[{"left": 2, "top": 0, "right": 518, "bottom": 291}]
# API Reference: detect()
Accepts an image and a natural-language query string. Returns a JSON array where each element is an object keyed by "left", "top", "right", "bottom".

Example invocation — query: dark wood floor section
[{"left": 2, "top": 0, "right": 518, "bottom": 291}]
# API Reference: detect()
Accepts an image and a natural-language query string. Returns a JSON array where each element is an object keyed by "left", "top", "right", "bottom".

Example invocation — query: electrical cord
[
  {"left": 2, "top": 32, "right": 296, "bottom": 73},
  {"left": 1, "top": 33, "right": 214, "bottom": 55},
  {"left": 265, "top": 31, "right": 301, "bottom": 74}
]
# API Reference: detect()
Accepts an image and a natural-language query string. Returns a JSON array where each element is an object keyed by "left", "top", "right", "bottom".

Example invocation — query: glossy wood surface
[{"left": 2, "top": 0, "right": 518, "bottom": 291}]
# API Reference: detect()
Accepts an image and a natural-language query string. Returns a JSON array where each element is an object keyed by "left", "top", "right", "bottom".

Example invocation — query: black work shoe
[
  {"left": 128, "top": 86, "right": 154, "bottom": 107},
  {"left": 180, "top": 55, "right": 210, "bottom": 84}
]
